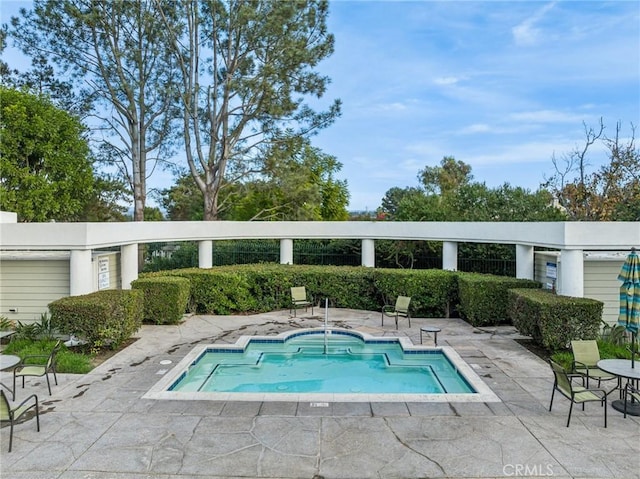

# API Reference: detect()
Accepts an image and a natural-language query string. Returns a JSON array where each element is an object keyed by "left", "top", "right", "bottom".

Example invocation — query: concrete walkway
[{"left": 1, "top": 309, "right": 639, "bottom": 479}]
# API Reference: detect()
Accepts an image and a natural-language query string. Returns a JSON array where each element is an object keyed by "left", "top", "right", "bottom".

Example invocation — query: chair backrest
[
  {"left": 0, "top": 390, "right": 10, "bottom": 420},
  {"left": 549, "top": 360, "right": 573, "bottom": 397},
  {"left": 571, "top": 340, "right": 600, "bottom": 367},
  {"left": 291, "top": 287, "right": 307, "bottom": 302},
  {"left": 395, "top": 296, "right": 411, "bottom": 313},
  {"left": 46, "top": 340, "right": 62, "bottom": 369}
]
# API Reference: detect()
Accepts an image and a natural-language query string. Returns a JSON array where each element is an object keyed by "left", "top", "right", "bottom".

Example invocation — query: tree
[
  {"left": 161, "top": 140, "right": 349, "bottom": 221},
  {"left": 419, "top": 156, "right": 473, "bottom": 195},
  {"left": 157, "top": 0, "right": 341, "bottom": 220},
  {"left": 11, "top": 0, "right": 181, "bottom": 224},
  {"left": 544, "top": 120, "right": 639, "bottom": 220},
  {"left": 0, "top": 87, "right": 94, "bottom": 221},
  {"left": 81, "top": 175, "right": 130, "bottom": 222}
]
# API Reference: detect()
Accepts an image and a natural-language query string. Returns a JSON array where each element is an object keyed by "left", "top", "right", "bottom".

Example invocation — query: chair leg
[
  {"left": 8, "top": 421, "right": 14, "bottom": 452},
  {"left": 45, "top": 373, "right": 52, "bottom": 396},
  {"left": 603, "top": 397, "right": 607, "bottom": 428},
  {"left": 407, "top": 315, "right": 411, "bottom": 328},
  {"left": 52, "top": 368, "right": 58, "bottom": 386},
  {"left": 549, "top": 388, "right": 555, "bottom": 411},
  {"left": 34, "top": 396, "right": 40, "bottom": 432},
  {"left": 567, "top": 401, "right": 574, "bottom": 427}
]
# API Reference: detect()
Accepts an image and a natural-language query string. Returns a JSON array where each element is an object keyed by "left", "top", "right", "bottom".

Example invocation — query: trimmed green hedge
[
  {"left": 131, "top": 276, "right": 190, "bottom": 324},
  {"left": 143, "top": 265, "right": 459, "bottom": 317},
  {"left": 457, "top": 273, "right": 541, "bottom": 326},
  {"left": 372, "top": 268, "right": 457, "bottom": 317},
  {"left": 49, "top": 290, "right": 143, "bottom": 349},
  {"left": 508, "top": 288, "right": 603, "bottom": 351}
]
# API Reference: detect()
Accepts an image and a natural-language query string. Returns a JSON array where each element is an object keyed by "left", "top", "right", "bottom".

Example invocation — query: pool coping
[{"left": 143, "top": 328, "right": 500, "bottom": 403}]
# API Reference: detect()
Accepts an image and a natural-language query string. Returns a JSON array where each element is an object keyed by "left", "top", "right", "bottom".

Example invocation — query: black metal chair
[
  {"left": 13, "top": 340, "right": 61, "bottom": 399},
  {"left": 0, "top": 389, "right": 40, "bottom": 452},
  {"left": 549, "top": 360, "right": 607, "bottom": 427}
]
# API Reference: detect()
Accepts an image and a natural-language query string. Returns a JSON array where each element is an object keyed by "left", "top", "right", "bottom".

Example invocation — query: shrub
[
  {"left": 457, "top": 273, "right": 540, "bottom": 326},
  {"left": 144, "top": 264, "right": 459, "bottom": 317},
  {"left": 372, "top": 268, "right": 457, "bottom": 317},
  {"left": 131, "top": 276, "right": 190, "bottom": 324},
  {"left": 49, "top": 290, "right": 143, "bottom": 350},
  {"left": 508, "top": 288, "right": 602, "bottom": 351}
]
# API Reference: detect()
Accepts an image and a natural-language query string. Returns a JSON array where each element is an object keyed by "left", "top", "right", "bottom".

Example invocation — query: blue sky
[
  {"left": 2, "top": 1, "right": 639, "bottom": 212},
  {"left": 313, "top": 0, "right": 640, "bottom": 211}
]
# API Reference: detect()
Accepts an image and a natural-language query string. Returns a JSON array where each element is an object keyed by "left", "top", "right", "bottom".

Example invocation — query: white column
[
  {"left": 515, "top": 244, "right": 534, "bottom": 279},
  {"left": 558, "top": 249, "right": 584, "bottom": 297},
  {"left": 198, "top": 240, "right": 213, "bottom": 269},
  {"left": 70, "top": 249, "right": 93, "bottom": 296},
  {"left": 361, "top": 239, "right": 375, "bottom": 267},
  {"left": 442, "top": 241, "right": 458, "bottom": 271},
  {"left": 120, "top": 243, "right": 138, "bottom": 290},
  {"left": 280, "top": 239, "right": 293, "bottom": 264}
]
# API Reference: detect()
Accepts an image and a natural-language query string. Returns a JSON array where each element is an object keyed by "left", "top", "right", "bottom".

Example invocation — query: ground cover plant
[{"left": 3, "top": 338, "right": 93, "bottom": 374}]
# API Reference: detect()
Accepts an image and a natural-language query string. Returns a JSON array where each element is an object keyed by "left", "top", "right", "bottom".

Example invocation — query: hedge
[
  {"left": 142, "top": 264, "right": 458, "bottom": 316},
  {"left": 49, "top": 289, "right": 143, "bottom": 349},
  {"left": 457, "top": 273, "right": 541, "bottom": 326},
  {"left": 131, "top": 276, "right": 190, "bottom": 324},
  {"left": 508, "top": 288, "right": 603, "bottom": 351}
]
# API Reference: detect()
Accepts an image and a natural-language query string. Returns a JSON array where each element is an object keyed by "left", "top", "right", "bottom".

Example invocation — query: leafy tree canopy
[{"left": 0, "top": 87, "right": 94, "bottom": 221}]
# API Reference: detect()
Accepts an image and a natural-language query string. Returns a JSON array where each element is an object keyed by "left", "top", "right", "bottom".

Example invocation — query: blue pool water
[{"left": 169, "top": 331, "right": 475, "bottom": 394}]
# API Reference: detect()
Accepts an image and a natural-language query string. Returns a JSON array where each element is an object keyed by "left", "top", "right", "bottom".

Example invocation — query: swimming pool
[{"left": 145, "top": 328, "right": 500, "bottom": 403}]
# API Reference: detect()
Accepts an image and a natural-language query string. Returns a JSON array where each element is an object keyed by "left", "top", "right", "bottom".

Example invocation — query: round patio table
[
  {"left": 0, "top": 354, "right": 20, "bottom": 399},
  {"left": 420, "top": 326, "right": 441, "bottom": 346},
  {"left": 0, "top": 354, "right": 20, "bottom": 371},
  {"left": 597, "top": 359, "right": 640, "bottom": 416}
]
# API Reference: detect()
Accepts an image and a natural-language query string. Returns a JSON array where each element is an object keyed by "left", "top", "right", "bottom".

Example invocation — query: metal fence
[{"left": 143, "top": 239, "right": 516, "bottom": 276}]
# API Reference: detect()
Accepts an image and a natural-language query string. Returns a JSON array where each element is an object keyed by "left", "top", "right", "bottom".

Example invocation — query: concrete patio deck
[{"left": 1, "top": 309, "right": 639, "bottom": 479}]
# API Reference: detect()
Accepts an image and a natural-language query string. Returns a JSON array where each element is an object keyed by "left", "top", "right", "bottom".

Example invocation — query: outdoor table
[
  {"left": 420, "top": 326, "right": 441, "bottom": 346},
  {"left": 597, "top": 359, "right": 640, "bottom": 416},
  {"left": 0, "top": 354, "right": 20, "bottom": 398}
]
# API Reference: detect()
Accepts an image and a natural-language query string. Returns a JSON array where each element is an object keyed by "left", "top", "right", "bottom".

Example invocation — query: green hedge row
[
  {"left": 457, "top": 273, "right": 541, "bottom": 326},
  {"left": 144, "top": 265, "right": 524, "bottom": 322},
  {"left": 49, "top": 290, "right": 143, "bottom": 350},
  {"left": 131, "top": 276, "right": 190, "bottom": 324},
  {"left": 507, "top": 288, "right": 603, "bottom": 351}
]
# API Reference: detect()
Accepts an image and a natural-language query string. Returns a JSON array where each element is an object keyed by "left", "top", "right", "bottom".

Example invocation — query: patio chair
[
  {"left": 548, "top": 360, "right": 607, "bottom": 427},
  {"left": 290, "top": 286, "right": 313, "bottom": 317},
  {"left": 623, "top": 382, "right": 640, "bottom": 418},
  {"left": 13, "top": 340, "right": 61, "bottom": 400},
  {"left": 381, "top": 296, "right": 411, "bottom": 329},
  {"left": 0, "top": 389, "right": 40, "bottom": 452},
  {"left": 570, "top": 340, "right": 615, "bottom": 388}
]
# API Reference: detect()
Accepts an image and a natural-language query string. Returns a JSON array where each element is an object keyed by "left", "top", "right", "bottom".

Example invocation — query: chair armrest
[
  {"left": 572, "top": 360, "right": 590, "bottom": 373},
  {"left": 15, "top": 355, "right": 49, "bottom": 367}
]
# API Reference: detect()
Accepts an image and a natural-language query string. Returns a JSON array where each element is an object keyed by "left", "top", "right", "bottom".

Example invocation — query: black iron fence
[{"left": 143, "top": 239, "right": 516, "bottom": 276}]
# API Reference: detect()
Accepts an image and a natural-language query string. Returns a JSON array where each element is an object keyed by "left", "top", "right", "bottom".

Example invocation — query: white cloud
[
  {"left": 433, "top": 76, "right": 462, "bottom": 86},
  {"left": 510, "top": 110, "right": 589, "bottom": 124},
  {"left": 460, "top": 123, "right": 492, "bottom": 134},
  {"left": 512, "top": 2, "right": 556, "bottom": 46},
  {"left": 465, "top": 140, "right": 576, "bottom": 167}
]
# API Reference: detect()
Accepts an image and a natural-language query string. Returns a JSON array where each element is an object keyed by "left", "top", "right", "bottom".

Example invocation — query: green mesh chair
[
  {"left": 381, "top": 296, "right": 411, "bottom": 329},
  {"left": 0, "top": 389, "right": 40, "bottom": 452},
  {"left": 549, "top": 360, "right": 607, "bottom": 427},
  {"left": 570, "top": 340, "right": 616, "bottom": 388},
  {"left": 13, "top": 340, "right": 61, "bottom": 400},
  {"left": 290, "top": 286, "right": 313, "bottom": 317}
]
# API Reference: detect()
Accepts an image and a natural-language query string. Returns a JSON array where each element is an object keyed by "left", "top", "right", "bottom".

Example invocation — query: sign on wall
[{"left": 98, "top": 258, "right": 110, "bottom": 290}]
